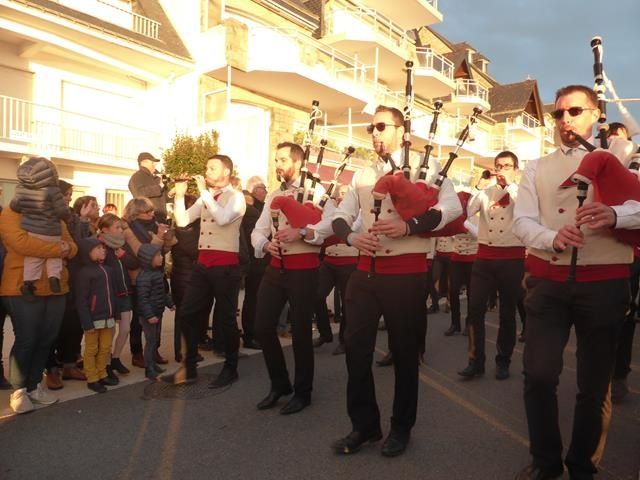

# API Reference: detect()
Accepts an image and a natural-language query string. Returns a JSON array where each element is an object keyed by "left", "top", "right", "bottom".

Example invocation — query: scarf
[
  {"left": 129, "top": 218, "right": 157, "bottom": 244},
  {"left": 100, "top": 233, "right": 125, "bottom": 249}
]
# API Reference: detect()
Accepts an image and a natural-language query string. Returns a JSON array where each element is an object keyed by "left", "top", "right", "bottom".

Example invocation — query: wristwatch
[{"left": 299, "top": 227, "right": 308, "bottom": 239}]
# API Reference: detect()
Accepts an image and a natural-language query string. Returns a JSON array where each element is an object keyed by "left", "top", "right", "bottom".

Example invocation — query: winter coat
[
  {"left": 122, "top": 219, "right": 176, "bottom": 285},
  {"left": 136, "top": 243, "right": 173, "bottom": 320},
  {"left": 0, "top": 207, "right": 77, "bottom": 296},
  {"left": 128, "top": 168, "right": 167, "bottom": 217},
  {"left": 10, "top": 157, "right": 69, "bottom": 236},
  {"left": 169, "top": 219, "right": 199, "bottom": 299},
  {"left": 102, "top": 244, "right": 135, "bottom": 298},
  {"left": 74, "top": 238, "right": 120, "bottom": 330}
]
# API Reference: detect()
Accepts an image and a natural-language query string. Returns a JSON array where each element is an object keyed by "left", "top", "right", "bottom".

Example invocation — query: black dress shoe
[
  {"left": 457, "top": 363, "right": 485, "bottom": 379},
  {"left": 380, "top": 431, "right": 409, "bottom": 457},
  {"left": 376, "top": 351, "right": 393, "bottom": 367},
  {"left": 495, "top": 364, "right": 510, "bottom": 380},
  {"left": 257, "top": 387, "right": 293, "bottom": 410},
  {"left": 313, "top": 336, "right": 333, "bottom": 348},
  {"left": 280, "top": 395, "right": 310, "bottom": 415},
  {"left": 208, "top": 367, "right": 238, "bottom": 389},
  {"left": 243, "top": 338, "right": 262, "bottom": 350},
  {"left": 514, "top": 464, "right": 563, "bottom": 479},
  {"left": 332, "top": 430, "right": 383, "bottom": 454},
  {"left": 443, "top": 325, "right": 461, "bottom": 336}
]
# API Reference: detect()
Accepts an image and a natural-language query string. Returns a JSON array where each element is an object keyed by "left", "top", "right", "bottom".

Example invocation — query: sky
[{"left": 433, "top": 0, "right": 640, "bottom": 132}]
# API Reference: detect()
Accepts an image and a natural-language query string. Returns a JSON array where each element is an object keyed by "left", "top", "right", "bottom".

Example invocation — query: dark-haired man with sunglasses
[
  {"left": 513, "top": 85, "right": 639, "bottom": 480},
  {"left": 330, "top": 105, "right": 462, "bottom": 457},
  {"left": 457, "top": 151, "right": 524, "bottom": 381}
]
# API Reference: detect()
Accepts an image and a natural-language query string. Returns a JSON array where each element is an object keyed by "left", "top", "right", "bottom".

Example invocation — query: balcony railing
[
  {"left": 0, "top": 95, "right": 160, "bottom": 164},
  {"left": 51, "top": 0, "right": 161, "bottom": 40},
  {"left": 544, "top": 125, "right": 555, "bottom": 143},
  {"left": 507, "top": 111, "right": 541, "bottom": 131},
  {"left": 248, "top": 26, "right": 377, "bottom": 87},
  {"left": 415, "top": 47, "right": 454, "bottom": 81},
  {"left": 325, "top": 4, "right": 413, "bottom": 50},
  {"left": 455, "top": 79, "right": 489, "bottom": 104}
]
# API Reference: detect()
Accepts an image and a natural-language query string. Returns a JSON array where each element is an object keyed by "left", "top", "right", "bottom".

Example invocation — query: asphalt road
[{"left": 0, "top": 307, "right": 638, "bottom": 480}]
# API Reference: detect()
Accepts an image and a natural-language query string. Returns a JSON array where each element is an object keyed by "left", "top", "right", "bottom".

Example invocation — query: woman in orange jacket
[{"left": 0, "top": 205, "right": 77, "bottom": 414}]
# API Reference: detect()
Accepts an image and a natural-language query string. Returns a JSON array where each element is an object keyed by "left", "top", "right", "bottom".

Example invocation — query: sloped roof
[
  {"left": 489, "top": 79, "right": 545, "bottom": 123},
  {"left": 13, "top": 0, "right": 191, "bottom": 60}
]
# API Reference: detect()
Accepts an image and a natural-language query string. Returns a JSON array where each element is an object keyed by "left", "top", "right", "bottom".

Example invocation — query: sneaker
[
  {"left": 87, "top": 382, "right": 107, "bottom": 394},
  {"left": 10, "top": 388, "right": 35, "bottom": 414},
  {"left": 48, "top": 276, "right": 61, "bottom": 293},
  {"left": 106, "top": 365, "right": 120, "bottom": 383},
  {"left": 110, "top": 358, "right": 130, "bottom": 375},
  {"left": 20, "top": 281, "right": 36, "bottom": 302},
  {"left": 99, "top": 375, "right": 119, "bottom": 387},
  {"left": 27, "top": 383, "right": 58, "bottom": 405}
]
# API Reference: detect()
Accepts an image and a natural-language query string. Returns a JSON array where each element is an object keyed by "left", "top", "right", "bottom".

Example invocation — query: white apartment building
[{"left": 0, "top": 0, "right": 555, "bottom": 211}]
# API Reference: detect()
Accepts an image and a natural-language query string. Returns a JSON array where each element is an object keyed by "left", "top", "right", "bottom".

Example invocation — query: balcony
[
  {"left": 506, "top": 112, "right": 542, "bottom": 140},
  {"left": 362, "top": 0, "right": 442, "bottom": 29},
  {"left": 323, "top": 4, "right": 414, "bottom": 89},
  {"left": 0, "top": 95, "right": 160, "bottom": 168},
  {"left": 444, "top": 79, "right": 491, "bottom": 115},
  {"left": 209, "top": 25, "right": 375, "bottom": 117},
  {"left": 544, "top": 125, "right": 556, "bottom": 145},
  {"left": 413, "top": 48, "right": 455, "bottom": 99},
  {"left": 51, "top": 0, "right": 160, "bottom": 40}
]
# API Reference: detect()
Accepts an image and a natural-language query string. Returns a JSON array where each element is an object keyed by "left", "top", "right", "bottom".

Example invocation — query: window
[
  {"left": 0, "top": 180, "right": 17, "bottom": 209},
  {"left": 105, "top": 189, "right": 130, "bottom": 216}
]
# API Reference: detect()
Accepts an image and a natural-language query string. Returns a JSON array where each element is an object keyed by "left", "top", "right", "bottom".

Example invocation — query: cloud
[{"left": 433, "top": 0, "right": 640, "bottom": 125}]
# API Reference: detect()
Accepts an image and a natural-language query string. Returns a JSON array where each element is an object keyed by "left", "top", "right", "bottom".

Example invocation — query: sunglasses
[
  {"left": 366, "top": 122, "right": 398, "bottom": 134},
  {"left": 550, "top": 107, "right": 595, "bottom": 120}
]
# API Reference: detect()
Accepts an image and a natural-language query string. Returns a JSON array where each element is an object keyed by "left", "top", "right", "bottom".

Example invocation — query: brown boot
[
  {"left": 62, "top": 366, "right": 87, "bottom": 381},
  {"left": 131, "top": 353, "right": 145, "bottom": 368},
  {"left": 45, "top": 368, "right": 64, "bottom": 390},
  {"left": 154, "top": 351, "right": 169, "bottom": 365}
]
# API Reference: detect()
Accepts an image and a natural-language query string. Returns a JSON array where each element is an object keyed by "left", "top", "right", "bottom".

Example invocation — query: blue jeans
[{"left": 3, "top": 296, "right": 66, "bottom": 391}]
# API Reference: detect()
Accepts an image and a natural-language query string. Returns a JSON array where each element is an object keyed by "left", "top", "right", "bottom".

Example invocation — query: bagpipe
[
  {"left": 567, "top": 37, "right": 640, "bottom": 280},
  {"left": 371, "top": 103, "right": 482, "bottom": 238},
  {"left": 269, "top": 100, "right": 356, "bottom": 257}
]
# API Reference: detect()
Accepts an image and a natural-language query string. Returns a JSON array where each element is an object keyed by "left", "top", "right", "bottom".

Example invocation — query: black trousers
[
  {"left": 345, "top": 270, "right": 427, "bottom": 435},
  {"left": 179, "top": 264, "right": 242, "bottom": 369},
  {"left": 467, "top": 258, "right": 525, "bottom": 368},
  {"left": 425, "top": 265, "right": 439, "bottom": 306},
  {"left": 129, "top": 290, "right": 143, "bottom": 355},
  {"left": 523, "top": 276, "right": 628, "bottom": 477},
  {"left": 432, "top": 255, "right": 450, "bottom": 298},
  {"left": 315, "top": 262, "right": 356, "bottom": 344},
  {"left": 241, "top": 266, "right": 265, "bottom": 342},
  {"left": 255, "top": 266, "right": 318, "bottom": 398},
  {"left": 47, "top": 294, "right": 84, "bottom": 368},
  {"left": 449, "top": 261, "right": 473, "bottom": 328},
  {"left": 613, "top": 258, "right": 639, "bottom": 379}
]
